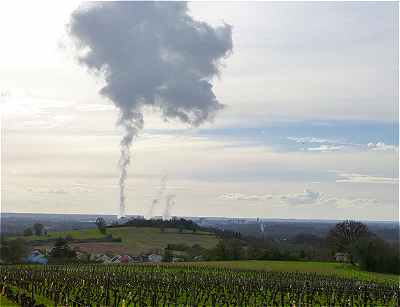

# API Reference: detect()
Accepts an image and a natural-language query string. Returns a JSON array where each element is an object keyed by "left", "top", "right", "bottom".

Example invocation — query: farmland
[
  {"left": 23, "top": 226, "right": 218, "bottom": 255},
  {"left": 1, "top": 264, "right": 399, "bottom": 307}
]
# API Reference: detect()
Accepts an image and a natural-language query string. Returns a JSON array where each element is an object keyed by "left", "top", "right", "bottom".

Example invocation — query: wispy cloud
[
  {"left": 218, "top": 189, "right": 380, "bottom": 208},
  {"left": 279, "top": 189, "right": 321, "bottom": 205},
  {"left": 335, "top": 172, "right": 398, "bottom": 184},
  {"left": 26, "top": 185, "right": 92, "bottom": 194},
  {"left": 322, "top": 197, "right": 379, "bottom": 208},
  {"left": 288, "top": 136, "right": 397, "bottom": 152},
  {"left": 218, "top": 193, "right": 273, "bottom": 201},
  {"left": 287, "top": 137, "right": 335, "bottom": 144},
  {"left": 307, "top": 145, "right": 344, "bottom": 152},
  {"left": 367, "top": 142, "right": 397, "bottom": 151}
]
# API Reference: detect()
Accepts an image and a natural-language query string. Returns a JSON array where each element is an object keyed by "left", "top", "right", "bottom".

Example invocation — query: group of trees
[
  {"left": 48, "top": 238, "right": 77, "bottom": 262},
  {"left": 23, "top": 223, "right": 46, "bottom": 236},
  {"left": 327, "top": 220, "right": 399, "bottom": 274},
  {"left": 0, "top": 238, "right": 29, "bottom": 263},
  {"left": 206, "top": 238, "right": 302, "bottom": 261},
  {"left": 112, "top": 217, "right": 201, "bottom": 232}
]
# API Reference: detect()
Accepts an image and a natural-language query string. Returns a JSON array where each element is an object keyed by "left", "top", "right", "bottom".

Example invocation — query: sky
[{"left": 1, "top": 1, "right": 398, "bottom": 221}]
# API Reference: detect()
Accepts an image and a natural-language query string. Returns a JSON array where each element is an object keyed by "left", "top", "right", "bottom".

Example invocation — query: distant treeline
[{"left": 109, "top": 218, "right": 202, "bottom": 232}]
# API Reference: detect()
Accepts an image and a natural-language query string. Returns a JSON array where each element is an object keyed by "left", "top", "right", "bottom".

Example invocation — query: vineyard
[{"left": 0, "top": 264, "right": 399, "bottom": 306}]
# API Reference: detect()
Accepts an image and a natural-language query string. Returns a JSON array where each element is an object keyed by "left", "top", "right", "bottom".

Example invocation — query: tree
[
  {"left": 352, "top": 236, "right": 400, "bottom": 274},
  {"left": 23, "top": 228, "right": 33, "bottom": 236},
  {"left": 327, "top": 220, "right": 370, "bottom": 255},
  {"left": 0, "top": 238, "right": 29, "bottom": 263},
  {"left": 162, "top": 248, "right": 173, "bottom": 262},
  {"left": 33, "top": 223, "right": 44, "bottom": 236},
  {"left": 49, "top": 238, "right": 76, "bottom": 259},
  {"left": 211, "top": 241, "right": 228, "bottom": 260},
  {"left": 95, "top": 217, "right": 107, "bottom": 234}
]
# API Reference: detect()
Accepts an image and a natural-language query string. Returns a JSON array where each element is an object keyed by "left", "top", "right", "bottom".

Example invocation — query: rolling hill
[{"left": 23, "top": 226, "right": 219, "bottom": 255}]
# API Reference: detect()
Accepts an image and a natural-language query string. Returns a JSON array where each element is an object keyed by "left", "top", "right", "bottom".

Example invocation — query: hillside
[{"left": 24, "top": 226, "right": 219, "bottom": 255}]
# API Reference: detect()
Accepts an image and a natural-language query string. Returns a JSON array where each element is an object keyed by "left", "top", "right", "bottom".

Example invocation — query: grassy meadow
[{"left": 22, "top": 226, "right": 219, "bottom": 255}]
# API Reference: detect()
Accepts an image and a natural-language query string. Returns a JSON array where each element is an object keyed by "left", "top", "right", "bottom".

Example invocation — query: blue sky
[
  {"left": 1, "top": 1, "right": 398, "bottom": 220},
  {"left": 163, "top": 119, "right": 398, "bottom": 146}
]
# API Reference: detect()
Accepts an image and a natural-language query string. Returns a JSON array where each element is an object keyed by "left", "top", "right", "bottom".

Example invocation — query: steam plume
[
  {"left": 163, "top": 194, "right": 176, "bottom": 220},
  {"left": 146, "top": 173, "right": 168, "bottom": 219},
  {"left": 68, "top": 2, "right": 233, "bottom": 217}
]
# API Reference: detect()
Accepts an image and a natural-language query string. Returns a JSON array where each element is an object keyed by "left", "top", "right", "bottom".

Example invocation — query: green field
[
  {"left": 173, "top": 260, "right": 399, "bottom": 284},
  {"left": 0, "top": 295, "right": 19, "bottom": 306},
  {"left": 24, "top": 226, "right": 219, "bottom": 255}
]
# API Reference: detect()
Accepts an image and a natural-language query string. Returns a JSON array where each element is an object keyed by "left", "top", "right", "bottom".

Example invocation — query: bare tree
[
  {"left": 327, "top": 220, "right": 370, "bottom": 253},
  {"left": 33, "top": 223, "right": 44, "bottom": 236},
  {"left": 95, "top": 217, "right": 107, "bottom": 234}
]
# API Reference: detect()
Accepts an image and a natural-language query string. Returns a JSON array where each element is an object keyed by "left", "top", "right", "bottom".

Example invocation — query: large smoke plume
[{"left": 68, "top": 2, "right": 233, "bottom": 217}]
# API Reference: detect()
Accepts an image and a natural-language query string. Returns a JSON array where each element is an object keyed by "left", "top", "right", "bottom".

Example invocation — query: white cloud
[
  {"left": 367, "top": 142, "right": 397, "bottom": 151},
  {"left": 280, "top": 189, "right": 321, "bottom": 205},
  {"left": 287, "top": 137, "right": 334, "bottom": 144},
  {"left": 218, "top": 189, "right": 381, "bottom": 209},
  {"left": 307, "top": 145, "right": 344, "bottom": 152},
  {"left": 218, "top": 189, "right": 322, "bottom": 205},
  {"left": 26, "top": 185, "right": 92, "bottom": 194},
  {"left": 322, "top": 197, "right": 379, "bottom": 208},
  {"left": 218, "top": 193, "right": 273, "bottom": 201},
  {"left": 289, "top": 137, "right": 397, "bottom": 153},
  {"left": 336, "top": 173, "right": 398, "bottom": 184}
]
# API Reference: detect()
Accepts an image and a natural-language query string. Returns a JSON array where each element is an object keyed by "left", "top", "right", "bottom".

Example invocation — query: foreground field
[
  {"left": 0, "top": 295, "right": 19, "bottom": 307},
  {"left": 174, "top": 260, "right": 399, "bottom": 284},
  {"left": 1, "top": 264, "right": 398, "bottom": 307},
  {"left": 24, "top": 226, "right": 218, "bottom": 254}
]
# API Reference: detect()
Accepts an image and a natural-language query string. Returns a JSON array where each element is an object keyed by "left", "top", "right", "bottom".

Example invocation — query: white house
[
  {"left": 148, "top": 254, "right": 162, "bottom": 263},
  {"left": 95, "top": 254, "right": 112, "bottom": 264}
]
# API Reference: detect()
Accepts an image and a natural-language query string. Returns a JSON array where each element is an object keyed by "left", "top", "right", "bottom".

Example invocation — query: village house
[
  {"left": 26, "top": 250, "right": 48, "bottom": 265},
  {"left": 94, "top": 254, "right": 112, "bottom": 264},
  {"left": 119, "top": 255, "right": 132, "bottom": 263},
  {"left": 111, "top": 255, "right": 122, "bottom": 263},
  {"left": 147, "top": 254, "right": 163, "bottom": 263},
  {"left": 334, "top": 252, "right": 350, "bottom": 263}
]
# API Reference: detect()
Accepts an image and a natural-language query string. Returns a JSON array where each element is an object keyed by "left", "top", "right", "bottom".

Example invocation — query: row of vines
[{"left": 0, "top": 264, "right": 398, "bottom": 306}]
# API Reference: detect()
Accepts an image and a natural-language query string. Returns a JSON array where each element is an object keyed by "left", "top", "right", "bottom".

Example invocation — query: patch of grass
[
  {"left": 21, "top": 228, "right": 105, "bottom": 241},
  {"left": 0, "top": 295, "right": 19, "bottom": 306},
  {"left": 25, "top": 226, "right": 218, "bottom": 255},
  {"left": 107, "top": 227, "right": 218, "bottom": 254},
  {"left": 174, "top": 260, "right": 399, "bottom": 284}
]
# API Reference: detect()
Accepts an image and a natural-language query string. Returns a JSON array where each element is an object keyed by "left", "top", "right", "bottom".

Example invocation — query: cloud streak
[
  {"left": 288, "top": 136, "right": 397, "bottom": 152},
  {"left": 307, "top": 145, "right": 344, "bottom": 152},
  {"left": 336, "top": 172, "right": 398, "bottom": 184},
  {"left": 218, "top": 189, "right": 381, "bottom": 208}
]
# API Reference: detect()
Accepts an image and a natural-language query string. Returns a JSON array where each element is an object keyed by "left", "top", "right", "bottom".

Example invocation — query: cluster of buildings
[
  {"left": 24, "top": 249, "right": 185, "bottom": 265},
  {"left": 80, "top": 253, "right": 164, "bottom": 264}
]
